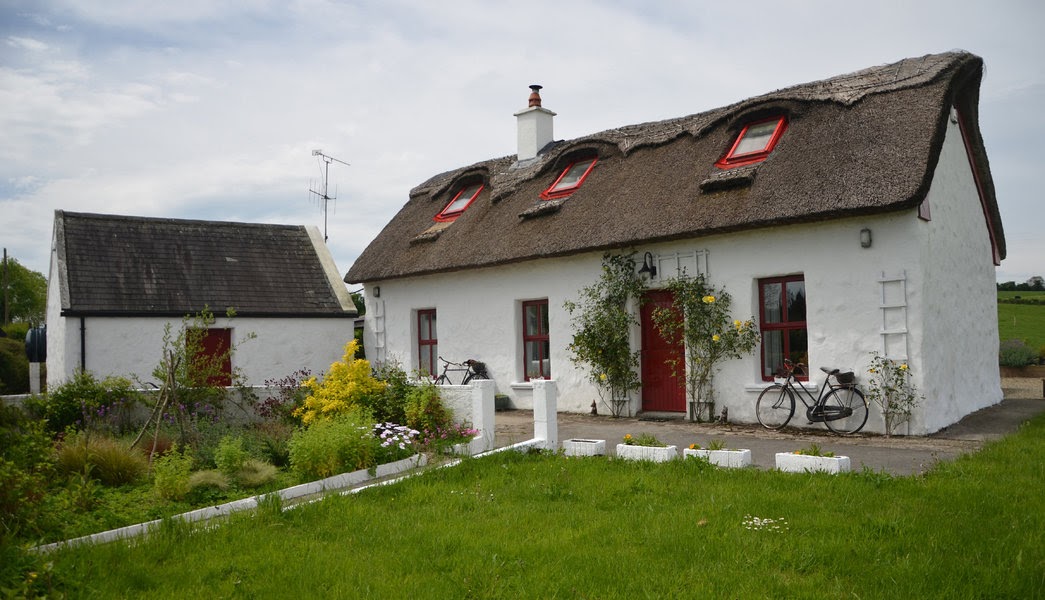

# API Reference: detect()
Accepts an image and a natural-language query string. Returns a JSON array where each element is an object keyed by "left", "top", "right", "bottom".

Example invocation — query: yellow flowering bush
[
  {"left": 866, "top": 352, "right": 923, "bottom": 436},
  {"left": 294, "top": 340, "right": 387, "bottom": 426}
]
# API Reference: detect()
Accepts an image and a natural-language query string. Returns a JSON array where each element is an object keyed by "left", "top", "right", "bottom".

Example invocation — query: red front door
[{"left": 641, "top": 290, "right": 685, "bottom": 412}]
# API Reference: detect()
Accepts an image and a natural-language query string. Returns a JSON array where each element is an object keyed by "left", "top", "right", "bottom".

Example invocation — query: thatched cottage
[{"left": 346, "top": 51, "right": 1004, "bottom": 434}]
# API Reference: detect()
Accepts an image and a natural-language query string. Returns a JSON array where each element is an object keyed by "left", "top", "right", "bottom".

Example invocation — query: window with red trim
[
  {"left": 540, "top": 157, "right": 597, "bottom": 200},
  {"left": 715, "top": 116, "right": 787, "bottom": 169},
  {"left": 522, "top": 300, "right": 550, "bottom": 380},
  {"left": 759, "top": 275, "right": 807, "bottom": 381},
  {"left": 434, "top": 183, "right": 483, "bottom": 222},
  {"left": 417, "top": 309, "right": 437, "bottom": 378}
]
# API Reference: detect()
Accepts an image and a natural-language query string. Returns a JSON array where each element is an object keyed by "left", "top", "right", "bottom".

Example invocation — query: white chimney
[{"left": 514, "top": 84, "right": 556, "bottom": 161}]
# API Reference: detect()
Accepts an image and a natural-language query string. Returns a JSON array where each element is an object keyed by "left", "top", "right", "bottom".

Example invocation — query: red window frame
[
  {"left": 434, "top": 183, "right": 483, "bottom": 222},
  {"left": 417, "top": 309, "right": 438, "bottom": 378},
  {"left": 758, "top": 275, "right": 807, "bottom": 381},
  {"left": 715, "top": 116, "right": 787, "bottom": 169},
  {"left": 540, "top": 157, "right": 597, "bottom": 200},
  {"left": 522, "top": 300, "right": 550, "bottom": 380}
]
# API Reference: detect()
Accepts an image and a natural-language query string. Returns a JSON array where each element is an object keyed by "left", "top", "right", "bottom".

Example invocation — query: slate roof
[
  {"left": 346, "top": 51, "right": 1003, "bottom": 284},
  {"left": 54, "top": 211, "right": 356, "bottom": 317}
]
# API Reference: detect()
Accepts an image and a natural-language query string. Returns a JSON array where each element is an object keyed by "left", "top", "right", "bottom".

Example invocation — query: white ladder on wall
[{"left": 879, "top": 271, "right": 909, "bottom": 361}]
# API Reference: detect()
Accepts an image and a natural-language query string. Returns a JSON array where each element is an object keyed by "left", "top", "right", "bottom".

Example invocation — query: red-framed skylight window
[
  {"left": 540, "top": 157, "right": 598, "bottom": 200},
  {"left": 715, "top": 116, "right": 788, "bottom": 169},
  {"left": 434, "top": 183, "right": 483, "bottom": 222}
]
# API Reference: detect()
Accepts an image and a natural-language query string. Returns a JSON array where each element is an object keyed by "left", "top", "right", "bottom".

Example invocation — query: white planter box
[
  {"left": 775, "top": 452, "right": 851, "bottom": 474},
  {"left": 615, "top": 444, "right": 678, "bottom": 462},
  {"left": 562, "top": 439, "right": 606, "bottom": 457},
  {"left": 683, "top": 448, "right": 752, "bottom": 468}
]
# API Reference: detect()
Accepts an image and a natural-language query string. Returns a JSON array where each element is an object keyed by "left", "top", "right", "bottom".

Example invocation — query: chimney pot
[{"left": 528, "top": 84, "right": 543, "bottom": 108}]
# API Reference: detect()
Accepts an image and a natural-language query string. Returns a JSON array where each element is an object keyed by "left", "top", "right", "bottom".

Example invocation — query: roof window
[
  {"left": 715, "top": 116, "right": 787, "bottom": 169},
  {"left": 540, "top": 157, "right": 597, "bottom": 200},
  {"left": 434, "top": 183, "right": 483, "bottom": 222}
]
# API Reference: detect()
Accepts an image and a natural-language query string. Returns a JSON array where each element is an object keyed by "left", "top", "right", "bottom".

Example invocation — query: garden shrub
[
  {"left": 0, "top": 337, "right": 29, "bottom": 394},
  {"left": 294, "top": 340, "right": 386, "bottom": 425},
  {"left": 999, "top": 339, "right": 1038, "bottom": 367},
  {"left": 186, "top": 470, "right": 230, "bottom": 504},
  {"left": 250, "top": 422, "right": 293, "bottom": 468},
  {"left": 371, "top": 360, "right": 412, "bottom": 424},
  {"left": 258, "top": 368, "right": 313, "bottom": 424},
  {"left": 404, "top": 381, "right": 453, "bottom": 435},
  {"left": 235, "top": 459, "right": 278, "bottom": 488},
  {"left": 153, "top": 447, "right": 194, "bottom": 501},
  {"left": 37, "top": 370, "right": 140, "bottom": 435},
  {"left": 214, "top": 434, "right": 250, "bottom": 477},
  {"left": 0, "top": 400, "right": 55, "bottom": 542},
  {"left": 55, "top": 433, "right": 148, "bottom": 486},
  {"left": 288, "top": 408, "right": 376, "bottom": 480}
]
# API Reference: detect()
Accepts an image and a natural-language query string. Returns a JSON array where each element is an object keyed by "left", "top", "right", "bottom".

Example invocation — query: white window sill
[
  {"left": 510, "top": 381, "right": 534, "bottom": 391},
  {"left": 744, "top": 380, "right": 819, "bottom": 393}
]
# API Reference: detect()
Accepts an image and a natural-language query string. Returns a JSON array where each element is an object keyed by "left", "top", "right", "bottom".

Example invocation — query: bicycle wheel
[
  {"left": 756, "top": 384, "right": 795, "bottom": 430},
  {"left": 822, "top": 387, "right": 869, "bottom": 435}
]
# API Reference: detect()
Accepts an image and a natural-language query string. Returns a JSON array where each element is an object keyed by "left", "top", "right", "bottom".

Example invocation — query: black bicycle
[
  {"left": 756, "top": 358, "right": 868, "bottom": 435},
  {"left": 434, "top": 356, "right": 489, "bottom": 385}
]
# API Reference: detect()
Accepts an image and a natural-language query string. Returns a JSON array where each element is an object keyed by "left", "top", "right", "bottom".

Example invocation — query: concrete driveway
[{"left": 492, "top": 381, "right": 1045, "bottom": 476}]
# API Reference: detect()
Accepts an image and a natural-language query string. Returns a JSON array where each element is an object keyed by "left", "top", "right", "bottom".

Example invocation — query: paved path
[{"left": 493, "top": 392, "right": 1045, "bottom": 476}]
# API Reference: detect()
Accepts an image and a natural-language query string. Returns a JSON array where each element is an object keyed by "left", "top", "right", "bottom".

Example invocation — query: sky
[{"left": 2, "top": 0, "right": 1043, "bottom": 286}]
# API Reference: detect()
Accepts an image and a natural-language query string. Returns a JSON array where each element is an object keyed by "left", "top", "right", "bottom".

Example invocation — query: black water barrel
[{"left": 25, "top": 325, "right": 46, "bottom": 363}]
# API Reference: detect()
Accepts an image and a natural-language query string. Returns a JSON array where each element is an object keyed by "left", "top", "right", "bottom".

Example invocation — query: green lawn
[
  {"left": 43, "top": 414, "right": 1045, "bottom": 599},
  {"left": 998, "top": 292, "right": 1045, "bottom": 351}
]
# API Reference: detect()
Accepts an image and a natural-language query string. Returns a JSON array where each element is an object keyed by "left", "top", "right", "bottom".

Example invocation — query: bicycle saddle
[{"left": 819, "top": 366, "right": 841, "bottom": 375}]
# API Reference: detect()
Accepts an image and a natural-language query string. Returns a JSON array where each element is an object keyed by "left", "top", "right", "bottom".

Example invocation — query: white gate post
[
  {"left": 532, "top": 379, "right": 558, "bottom": 450},
  {"left": 470, "top": 379, "right": 496, "bottom": 453}
]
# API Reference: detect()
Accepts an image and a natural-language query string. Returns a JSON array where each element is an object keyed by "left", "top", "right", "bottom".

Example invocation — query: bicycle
[
  {"left": 434, "top": 356, "right": 489, "bottom": 385},
  {"left": 755, "top": 358, "right": 869, "bottom": 435}
]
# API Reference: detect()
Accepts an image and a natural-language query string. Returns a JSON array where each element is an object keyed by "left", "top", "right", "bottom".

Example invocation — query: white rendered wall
[
  {"left": 46, "top": 313, "right": 354, "bottom": 388},
  {"left": 912, "top": 111, "right": 1003, "bottom": 433}
]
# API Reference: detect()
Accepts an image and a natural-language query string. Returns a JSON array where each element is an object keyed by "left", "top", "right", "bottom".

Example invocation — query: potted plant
[
  {"left": 562, "top": 438, "right": 607, "bottom": 457},
  {"left": 775, "top": 443, "right": 850, "bottom": 473},
  {"left": 615, "top": 433, "right": 677, "bottom": 462},
  {"left": 683, "top": 439, "right": 752, "bottom": 468}
]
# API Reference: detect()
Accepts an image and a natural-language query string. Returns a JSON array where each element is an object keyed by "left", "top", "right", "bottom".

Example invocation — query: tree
[
  {"left": 1027, "top": 276, "right": 1044, "bottom": 291},
  {"left": 0, "top": 255, "right": 46, "bottom": 326},
  {"left": 564, "top": 253, "right": 648, "bottom": 417}
]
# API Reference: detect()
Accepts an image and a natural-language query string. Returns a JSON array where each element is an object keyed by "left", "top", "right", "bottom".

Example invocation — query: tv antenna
[{"left": 308, "top": 150, "right": 350, "bottom": 242}]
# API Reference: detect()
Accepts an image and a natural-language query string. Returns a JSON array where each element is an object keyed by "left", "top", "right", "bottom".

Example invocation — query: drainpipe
[{"left": 80, "top": 316, "right": 86, "bottom": 372}]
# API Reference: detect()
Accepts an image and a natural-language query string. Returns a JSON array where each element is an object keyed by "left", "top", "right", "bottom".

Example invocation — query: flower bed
[
  {"left": 615, "top": 443, "right": 678, "bottom": 462},
  {"left": 775, "top": 452, "right": 851, "bottom": 474},
  {"left": 683, "top": 447, "right": 752, "bottom": 468},
  {"left": 562, "top": 439, "right": 607, "bottom": 457}
]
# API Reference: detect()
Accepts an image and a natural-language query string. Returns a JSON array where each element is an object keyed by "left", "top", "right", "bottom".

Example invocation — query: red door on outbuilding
[{"left": 641, "top": 290, "right": 685, "bottom": 412}]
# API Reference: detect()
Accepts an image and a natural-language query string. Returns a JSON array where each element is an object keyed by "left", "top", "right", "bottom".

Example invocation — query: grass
[
  {"left": 45, "top": 414, "right": 1045, "bottom": 598},
  {"left": 998, "top": 302, "right": 1045, "bottom": 351}
]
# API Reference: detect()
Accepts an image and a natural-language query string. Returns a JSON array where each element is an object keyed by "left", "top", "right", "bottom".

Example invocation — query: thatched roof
[
  {"left": 54, "top": 211, "right": 356, "bottom": 317},
  {"left": 346, "top": 51, "right": 1003, "bottom": 284}
]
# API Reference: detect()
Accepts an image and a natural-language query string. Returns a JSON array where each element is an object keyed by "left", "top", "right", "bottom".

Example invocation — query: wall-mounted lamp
[
  {"left": 373, "top": 286, "right": 381, "bottom": 298},
  {"left": 859, "top": 228, "right": 873, "bottom": 249},
  {"left": 637, "top": 252, "right": 658, "bottom": 278}
]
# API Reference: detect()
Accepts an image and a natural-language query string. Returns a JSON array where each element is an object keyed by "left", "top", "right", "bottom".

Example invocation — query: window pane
[
  {"left": 443, "top": 184, "right": 481, "bottom": 214},
  {"left": 762, "top": 330, "right": 783, "bottom": 378},
  {"left": 788, "top": 329, "right": 808, "bottom": 366},
  {"left": 733, "top": 121, "right": 778, "bottom": 155},
  {"left": 526, "top": 340, "right": 550, "bottom": 378},
  {"left": 786, "top": 281, "right": 806, "bottom": 322},
  {"left": 420, "top": 344, "right": 437, "bottom": 378},
  {"left": 419, "top": 312, "right": 432, "bottom": 341},
  {"left": 552, "top": 159, "right": 594, "bottom": 190},
  {"left": 762, "top": 282, "right": 782, "bottom": 323},
  {"left": 525, "top": 303, "right": 546, "bottom": 336}
]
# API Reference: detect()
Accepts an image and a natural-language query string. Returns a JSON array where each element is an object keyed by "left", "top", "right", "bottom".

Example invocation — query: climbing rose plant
[
  {"left": 865, "top": 352, "right": 923, "bottom": 436},
  {"left": 651, "top": 273, "right": 758, "bottom": 422},
  {"left": 294, "top": 339, "right": 387, "bottom": 426},
  {"left": 564, "top": 253, "right": 648, "bottom": 417}
]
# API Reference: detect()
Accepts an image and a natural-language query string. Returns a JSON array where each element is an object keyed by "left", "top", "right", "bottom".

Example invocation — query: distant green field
[{"left": 998, "top": 292, "right": 1045, "bottom": 352}]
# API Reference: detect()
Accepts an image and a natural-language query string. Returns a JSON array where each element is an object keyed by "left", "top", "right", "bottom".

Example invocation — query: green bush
[
  {"left": 0, "top": 337, "right": 29, "bottom": 394},
  {"left": 153, "top": 447, "right": 194, "bottom": 501},
  {"left": 999, "top": 339, "right": 1038, "bottom": 367},
  {"left": 288, "top": 409, "right": 376, "bottom": 480},
  {"left": 0, "top": 400, "right": 55, "bottom": 543},
  {"left": 235, "top": 459, "right": 278, "bottom": 488},
  {"left": 214, "top": 434, "right": 250, "bottom": 477},
  {"left": 404, "top": 382, "right": 452, "bottom": 435},
  {"left": 56, "top": 434, "right": 148, "bottom": 486},
  {"left": 371, "top": 360, "right": 412, "bottom": 424},
  {"left": 37, "top": 370, "right": 140, "bottom": 435}
]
